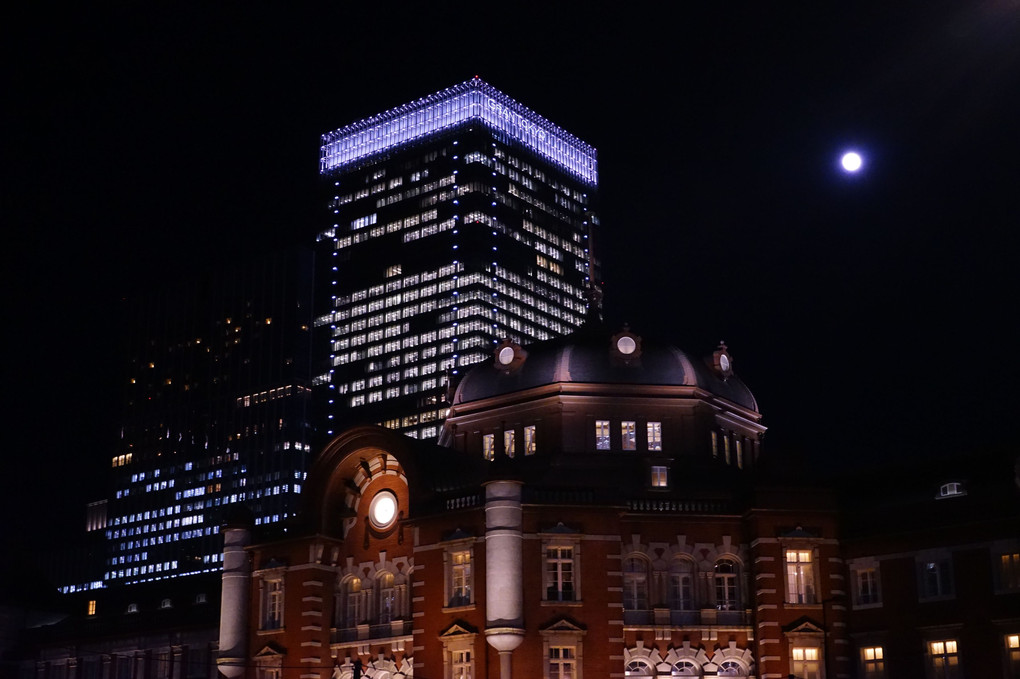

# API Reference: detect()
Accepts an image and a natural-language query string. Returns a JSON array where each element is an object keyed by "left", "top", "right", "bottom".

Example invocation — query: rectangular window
[
  {"left": 647, "top": 421, "right": 662, "bottom": 451},
  {"left": 524, "top": 425, "right": 537, "bottom": 456},
  {"left": 711, "top": 430, "right": 719, "bottom": 457},
  {"left": 861, "top": 646, "right": 885, "bottom": 678},
  {"left": 549, "top": 647, "right": 575, "bottom": 679},
  {"left": 452, "top": 649, "right": 472, "bottom": 679},
  {"left": 1000, "top": 552, "right": 1020, "bottom": 590},
  {"left": 1007, "top": 634, "right": 1020, "bottom": 677},
  {"left": 262, "top": 579, "right": 284, "bottom": 629},
  {"left": 595, "top": 420, "right": 610, "bottom": 450},
  {"left": 786, "top": 550, "right": 816, "bottom": 604},
  {"left": 855, "top": 567, "right": 881, "bottom": 606},
  {"left": 723, "top": 435, "right": 731, "bottom": 464},
  {"left": 450, "top": 550, "right": 472, "bottom": 607},
  {"left": 735, "top": 439, "right": 743, "bottom": 468},
  {"left": 504, "top": 430, "right": 515, "bottom": 458},
  {"left": 546, "top": 546, "right": 575, "bottom": 601},
  {"left": 651, "top": 465, "right": 668, "bottom": 488},
  {"left": 919, "top": 556, "right": 954, "bottom": 599},
  {"left": 928, "top": 640, "right": 959, "bottom": 678},
  {"left": 482, "top": 434, "right": 495, "bottom": 461},
  {"left": 791, "top": 647, "right": 821, "bottom": 679},
  {"left": 621, "top": 421, "right": 637, "bottom": 450}
]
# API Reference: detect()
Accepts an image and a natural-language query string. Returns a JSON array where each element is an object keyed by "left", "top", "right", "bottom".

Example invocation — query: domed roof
[{"left": 451, "top": 324, "right": 759, "bottom": 412}]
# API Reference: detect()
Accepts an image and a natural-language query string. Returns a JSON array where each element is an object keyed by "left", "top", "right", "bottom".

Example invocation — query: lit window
[
  {"left": 928, "top": 639, "right": 959, "bottom": 678},
  {"left": 549, "top": 646, "right": 575, "bottom": 679},
  {"left": 483, "top": 434, "right": 495, "bottom": 461},
  {"left": 646, "top": 422, "right": 662, "bottom": 451},
  {"left": 711, "top": 431, "right": 718, "bottom": 457},
  {"left": 651, "top": 465, "right": 668, "bottom": 488},
  {"left": 735, "top": 439, "right": 743, "bottom": 468},
  {"left": 378, "top": 572, "right": 396, "bottom": 623},
  {"left": 621, "top": 421, "right": 637, "bottom": 450},
  {"left": 595, "top": 420, "right": 610, "bottom": 450},
  {"left": 525, "top": 425, "right": 537, "bottom": 456},
  {"left": 861, "top": 646, "right": 885, "bottom": 678},
  {"left": 723, "top": 435, "right": 731, "bottom": 464},
  {"left": 343, "top": 577, "right": 363, "bottom": 626},
  {"left": 998, "top": 552, "right": 1020, "bottom": 590},
  {"left": 791, "top": 647, "right": 820, "bottom": 679},
  {"left": 546, "top": 546, "right": 575, "bottom": 602},
  {"left": 87, "top": 600, "right": 96, "bottom": 616},
  {"left": 504, "top": 430, "right": 515, "bottom": 458},
  {"left": 786, "top": 550, "right": 817, "bottom": 604},
  {"left": 448, "top": 550, "right": 472, "bottom": 607},
  {"left": 1007, "top": 635, "right": 1020, "bottom": 677}
]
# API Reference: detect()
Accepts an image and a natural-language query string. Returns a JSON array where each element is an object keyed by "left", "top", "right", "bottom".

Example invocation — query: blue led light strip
[{"left": 320, "top": 78, "right": 598, "bottom": 185}]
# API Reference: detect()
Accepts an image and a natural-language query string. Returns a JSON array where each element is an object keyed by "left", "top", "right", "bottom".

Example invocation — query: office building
[
  {"left": 315, "top": 77, "right": 599, "bottom": 441},
  {"left": 102, "top": 251, "right": 315, "bottom": 585}
]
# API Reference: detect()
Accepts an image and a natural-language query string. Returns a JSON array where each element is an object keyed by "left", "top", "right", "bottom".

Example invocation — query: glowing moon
[{"left": 841, "top": 151, "right": 863, "bottom": 172}]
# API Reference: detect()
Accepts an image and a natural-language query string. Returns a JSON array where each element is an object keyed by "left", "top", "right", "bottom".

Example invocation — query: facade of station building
[{"left": 218, "top": 324, "right": 851, "bottom": 679}]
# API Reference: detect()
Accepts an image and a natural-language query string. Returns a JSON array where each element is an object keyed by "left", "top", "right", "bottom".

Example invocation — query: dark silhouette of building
[{"left": 100, "top": 250, "right": 315, "bottom": 587}]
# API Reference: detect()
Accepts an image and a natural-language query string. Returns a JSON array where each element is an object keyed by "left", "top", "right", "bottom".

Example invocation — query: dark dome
[{"left": 452, "top": 324, "right": 759, "bottom": 412}]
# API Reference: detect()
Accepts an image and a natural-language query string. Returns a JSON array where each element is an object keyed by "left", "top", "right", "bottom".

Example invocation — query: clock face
[
  {"left": 617, "top": 336, "right": 637, "bottom": 355},
  {"left": 497, "top": 346, "right": 515, "bottom": 365},
  {"left": 368, "top": 491, "right": 398, "bottom": 529},
  {"left": 720, "top": 354, "right": 731, "bottom": 372}
]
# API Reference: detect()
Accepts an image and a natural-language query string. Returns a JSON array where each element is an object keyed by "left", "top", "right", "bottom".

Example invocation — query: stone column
[
  {"left": 217, "top": 521, "right": 251, "bottom": 678},
  {"left": 483, "top": 480, "right": 525, "bottom": 679}
]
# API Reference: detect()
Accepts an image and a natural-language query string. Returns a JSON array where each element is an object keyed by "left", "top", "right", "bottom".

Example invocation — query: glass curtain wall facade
[
  {"left": 102, "top": 251, "right": 314, "bottom": 586},
  {"left": 316, "top": 78, "right": 599, "bottom": 440}
]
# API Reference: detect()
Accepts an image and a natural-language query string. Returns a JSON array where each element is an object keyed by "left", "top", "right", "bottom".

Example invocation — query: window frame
[{"left": 785, "top": 548, "right": 817, "bottom": 605}]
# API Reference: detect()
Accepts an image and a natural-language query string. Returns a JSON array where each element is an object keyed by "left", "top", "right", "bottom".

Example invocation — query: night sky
[{"left": 7, "top": 3, "right": 1020, "bottom": 549}]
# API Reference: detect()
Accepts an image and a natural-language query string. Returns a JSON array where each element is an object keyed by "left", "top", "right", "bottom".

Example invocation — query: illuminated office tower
[
  {"left": 316, "top": 77, "right": 599, "bottom": 440},
  {"left": 103, "top": 251, "right": 314, "bottom": 585}
]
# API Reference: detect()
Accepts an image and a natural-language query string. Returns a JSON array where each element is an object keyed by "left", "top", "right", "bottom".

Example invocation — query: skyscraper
[
  {"left": 315, "top": 77, "right": 599, "bottom": 441},
  {"left": 102, "top": 251, "right": 314, "bottom": 586}
]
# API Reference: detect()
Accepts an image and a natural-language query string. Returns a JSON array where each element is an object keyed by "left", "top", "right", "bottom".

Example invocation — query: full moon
[{"left": 841, "top": 151, "right": 863, "bottom": 172}]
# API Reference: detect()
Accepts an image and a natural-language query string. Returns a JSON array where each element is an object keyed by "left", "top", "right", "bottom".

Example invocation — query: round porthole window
[
  {"left": 719, "top": 354, "right": 731, "bottom": 372},
  {"left": 617, "top": 336, "right": 637, "bottom": 355},
  {"left": 368, "top": 491, "right": 398, "bottom": 530},
  {"left": 497, "top": 346, "right": 515, "bottom": 365}
]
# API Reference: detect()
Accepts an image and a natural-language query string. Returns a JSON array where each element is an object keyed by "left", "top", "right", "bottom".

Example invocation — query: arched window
[
  {"left": 378, "top": 572, "right": 396, "bottom": 623},
  {"left": 669, "top": 559, "right": 695, "bottom": 610},
  {"left": 714, "top": 559, "right": 739, "bottom": 610},
  {"left": 623, "top": 556, "right": 649, "bottom": 611},
  {"left": 624, "top": 659, "right": 655, "bottom": 677},
  {"left": 344, "top": 577, "right": 363, "bottom": 626},
  {"left": 718, "top": 660, "right": 746, "bottom": 676},
  {"left": 671, "top": 659, "right": 701, "bottom": 676}
]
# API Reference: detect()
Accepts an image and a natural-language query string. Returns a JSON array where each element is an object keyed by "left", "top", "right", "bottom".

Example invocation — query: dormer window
[{"left": 938, "top": 482, "right": 966, "bottom": 499}]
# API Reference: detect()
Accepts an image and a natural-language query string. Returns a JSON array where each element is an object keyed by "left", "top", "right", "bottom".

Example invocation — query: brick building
[{"left": 220, "top": 324, "right": 849, "bottom": 679}]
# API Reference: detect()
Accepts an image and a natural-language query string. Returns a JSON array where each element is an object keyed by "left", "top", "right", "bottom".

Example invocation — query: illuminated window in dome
[
  {"left": 621, "top": 421, "right": 637, "bottom": 450},
  {"left": 524, "top": 425, "right": 536, "bottom": 456},
  {"left": 504, "top": 430, "right": 515, "bottom": 458},
  {"left": 595, "top": 420, "right": 610, "bottom": 450},
  {"left": 483, "top": 434, "right": 495, "bottom": 461},
  {"left": 647, "top": 422, "right": 662, "bottom": 451}
]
